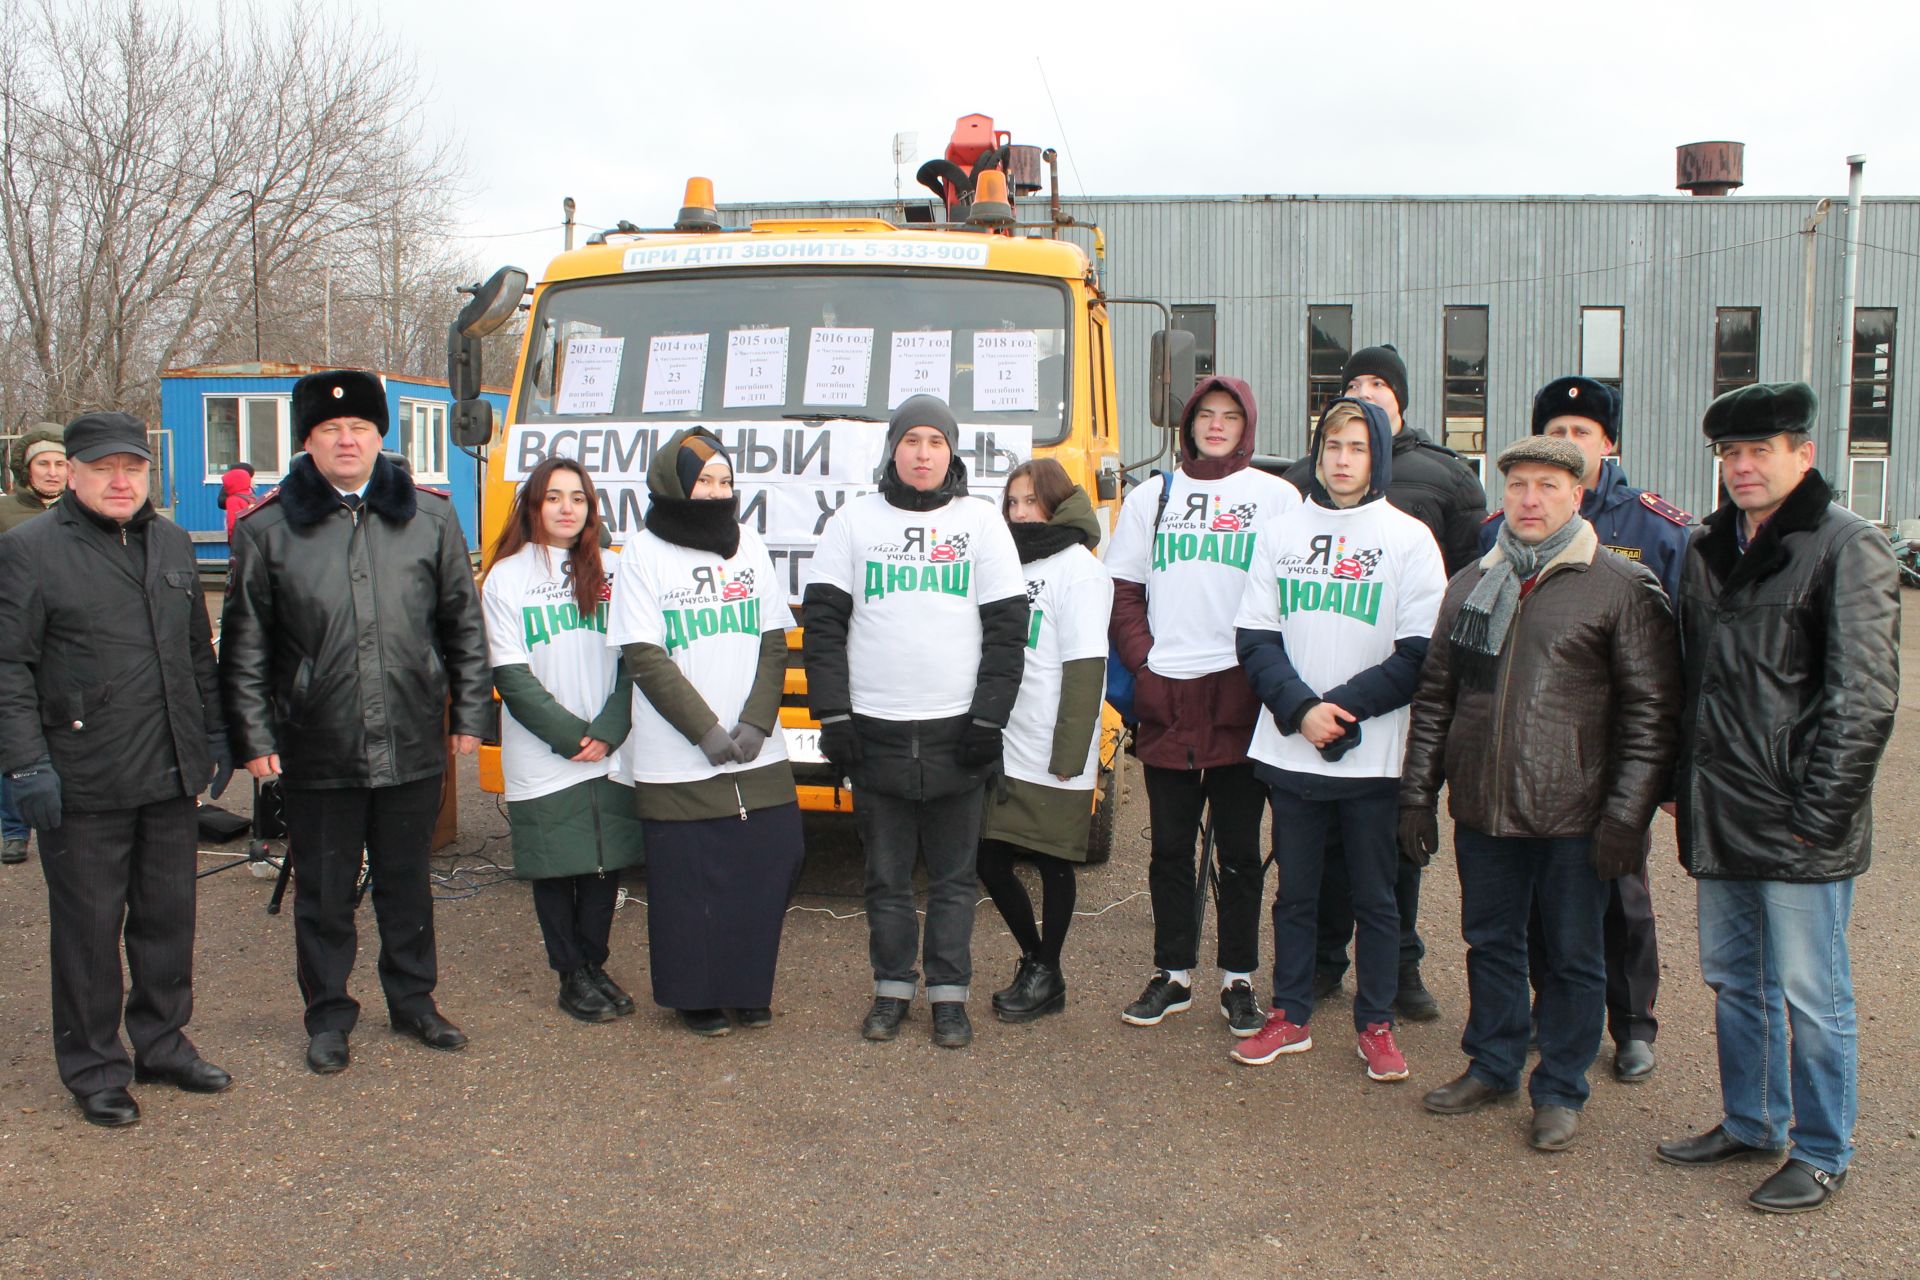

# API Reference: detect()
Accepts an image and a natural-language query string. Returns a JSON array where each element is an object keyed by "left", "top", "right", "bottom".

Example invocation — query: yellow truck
[{"left": 447, "top": 115, "right": 1193, "bottom": 860}]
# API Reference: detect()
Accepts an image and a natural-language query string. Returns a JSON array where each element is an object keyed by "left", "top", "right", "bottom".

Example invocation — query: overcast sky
[{"left": 244, "top": 0, "right": 1920, "bottom": 279}]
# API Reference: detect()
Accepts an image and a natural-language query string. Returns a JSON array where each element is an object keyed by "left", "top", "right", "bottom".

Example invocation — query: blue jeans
[
  {"left": 1, "top": 775, "right": 28, "bottom": 843},
  {"left": 1697, "top": 877, "right": 1857, "bottom": 1175},
  {"left": 1456, "top": 829, "right": 1608, "bottom": 1110}
]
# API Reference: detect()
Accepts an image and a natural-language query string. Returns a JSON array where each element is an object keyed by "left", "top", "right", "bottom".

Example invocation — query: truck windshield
[{"left": 518, "top": 270, "right": 1072, "bottom": 443}]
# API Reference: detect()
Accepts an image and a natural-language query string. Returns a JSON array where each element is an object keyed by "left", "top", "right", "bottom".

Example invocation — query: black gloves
[
  {"left": 1590, "top": 817, "right": 1647, "bottom": 880},
  {"left": 697, "top": 723, "right": 744, "bottom": 767},
  {"left": 1317, "top": 718, "right": 1362, "bottom": 763},
  {"left": 818, "top": 717, "right": 861, "bottom": 772},
  {"left": 207, "top": 732, "right": 234, "bottom": 801},
  {"left": 729, "top": 722, "right": 769, "bottom": 763},
  {"left": 8, "top": 758, "right": 62, "bottom": 831},
  {"left": 1397, "top": 806, "right": 1438, "bottom": 868},
  {"left": 959, "top": 719, "right": 1004, "bottom": 767}
]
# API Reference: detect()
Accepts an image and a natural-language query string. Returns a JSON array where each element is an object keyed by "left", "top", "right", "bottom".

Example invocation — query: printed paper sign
[
  {"left": 722, "top": 327, "right": 790, "bottom": 408},
  {"left": 802, "top": 328, "right": 874, "bottom": 407},
  {"left": 887, "top": 330, "right": 952, "bottom": 409},
  {"left": 640, "top": 334, "right": 710, "bottom": 414},
  {"left": 972, "top": 331, "right": 1039, "bottom": 412},
  {"left": 554, "top": 338, "right": 624, "bottom": 416}
]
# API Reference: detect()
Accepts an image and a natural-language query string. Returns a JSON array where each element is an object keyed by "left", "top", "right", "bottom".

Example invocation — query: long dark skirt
[{"left": 641, "top": 802, "right": 805, "bottom": 1010}]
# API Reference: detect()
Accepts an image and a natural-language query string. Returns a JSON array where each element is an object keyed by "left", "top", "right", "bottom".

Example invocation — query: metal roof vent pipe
[{"left": 1677, "top": 141, "right": 1745, "bottom": 196}]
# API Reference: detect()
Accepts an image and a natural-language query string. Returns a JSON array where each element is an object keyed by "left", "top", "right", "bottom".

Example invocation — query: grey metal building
[{"left": 724, "top": 191, "right": 1919, "bottom": 525}]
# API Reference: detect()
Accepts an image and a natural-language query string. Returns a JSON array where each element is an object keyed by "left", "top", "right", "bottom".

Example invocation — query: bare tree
[{"left": 0, "top": 0, "right": 464, "bottom": 423}]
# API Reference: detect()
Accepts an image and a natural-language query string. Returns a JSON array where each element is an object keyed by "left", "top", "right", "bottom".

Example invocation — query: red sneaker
[
  {"left": 1357, "top": 1021, "right": 1410, "bottom": 1081},
  {"left": 1229, "top": 1011, "right": 1312, "bottom": 1065}
]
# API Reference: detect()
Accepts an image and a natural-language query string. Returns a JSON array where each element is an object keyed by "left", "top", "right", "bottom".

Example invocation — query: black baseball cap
[{"left": 64, "top": 411, "right": 153, "bottom": 464}]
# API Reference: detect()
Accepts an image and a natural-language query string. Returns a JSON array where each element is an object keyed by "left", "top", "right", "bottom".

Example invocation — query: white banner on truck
[
  {"left": 503, "top": 420, "right": 1032, "bottom": 598},
  {"left": 620, "top": 238, "right": 991, "bottom": 273}
]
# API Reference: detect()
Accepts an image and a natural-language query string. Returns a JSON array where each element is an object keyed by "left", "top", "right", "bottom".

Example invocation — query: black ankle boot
[
  {"left": 991, "top": 954, "right": 1036, "bottom": 1011},
  {"left": 558, "top": 968, "right": 616, "bottom": 1023},
  {"left": 996, "top": 960, "right": 1066, "bottom": 1023}
]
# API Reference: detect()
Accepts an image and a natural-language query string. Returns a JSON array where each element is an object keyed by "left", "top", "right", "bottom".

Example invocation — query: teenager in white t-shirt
[
  {"left": 482, "top": 457, "right": 645, "bottom": 1024},
  {"left": 1106, "top": 376, "right": 1301, "bottom": 1035},
  {"left": 1230, "top": 398, "right": 1446, "bottom": 1081},
  {"left": 803, "top": 394, "right": 1027, "bottom": 1050},
  {"left": 976, "top": 459, "right": 1114, "bottom": 1023},
  {"left": 605, "top": 428, "right": 803, "bottom": 1038}
]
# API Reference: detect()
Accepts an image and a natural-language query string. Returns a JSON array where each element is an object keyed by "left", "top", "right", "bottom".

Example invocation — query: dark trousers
[
  {"left": 531, "top": 873, "right": 621, "bottom": 974},
  {"left": 976, "top": 838, "right": 1077, "bottom": 968},
  {"left": 1314, "top": 831, "right": 1426, "bottom": 976},
  {"left": 1142, "top": 763, "right": 1267, "bottom": 975},
  {"left": 1528, "top": 840, "right": 1660, "bottom": 1045},
  {"left": 857, "top": 787, "right": 985, "bottom": 1002},
  {"left": 38, "top": 797, "right": 201, "bottom": 1095},
  {"left": 286, "top": 777, "right": 443, "bottom": 1035},
  {"left": 1, "top": 775, "right": 28, "bottom": 843},
  {"left": 1268, "top": 786, "right": 1399, "bottom": 1031},
  {"left": 1456, "top": 828, "right": 1608, "bottom": 1110}
]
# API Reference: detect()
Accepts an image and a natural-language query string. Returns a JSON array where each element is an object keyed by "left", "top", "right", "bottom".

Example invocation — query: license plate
[{"left": 783, "top": 726, "right": 826, "bottom": 764}]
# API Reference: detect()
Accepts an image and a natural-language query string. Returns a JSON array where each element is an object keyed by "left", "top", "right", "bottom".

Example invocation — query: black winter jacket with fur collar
[
  {"left": 1674, "top": 470, "right": 1901, "bottom": 881},
  {"left": 219, "top": 453, "right": 490, "bottom": 788}
]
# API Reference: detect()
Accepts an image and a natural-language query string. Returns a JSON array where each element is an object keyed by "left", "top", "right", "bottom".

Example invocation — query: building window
[
  {"left": 1848, "top": 456, "right": 1887, "bottom": 524},
  {"left": 1443, "top": 305, "right": 1489, "bottom": 457},
  {"left": 1851, "top": 308, "right": 1895, "bottom": 456},
  {"left": 1580, "top": 307, "right": 1624, "bottom": 392},
  {"left": 1307, "top": 304, "right": 1353, "bottom": 435},
  {"left": 204, "top": 395, "right": 288, "bottom": 480},
  {"left": 1713, "top": 307, "right": 1760, "bottom": 400},
  {"left": 1172, "top": 304, "right": 1216, "bottom": 380},
  {"left": 401, "top": 399, "right": 449, "bottom": 483}
]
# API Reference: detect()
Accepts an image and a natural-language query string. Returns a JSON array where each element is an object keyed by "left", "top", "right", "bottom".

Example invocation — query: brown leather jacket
[{"left": 1400, "top": 519, "right": 1681, "bottom": 838}]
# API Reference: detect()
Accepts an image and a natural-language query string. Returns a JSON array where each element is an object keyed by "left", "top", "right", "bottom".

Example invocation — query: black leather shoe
[
  {"left": 586, "top": 964, "right": 636, "bottom": 1016},
  {"left": 1394, "top": 963, "right": 1441, "bottom": 1022},
  {"left": 558, "top": 969, "right": 616, "bottom": 1023},
  {"left": 1613, "top": 1039, "right": 1655, "bottom": 1082},
  {"left": 1, "top": 837, "right": 27, "bottom": 864},
  {"left": 996, "top": 961, "right": 1066, "bottom": 1023},
  {"left": 1530, "top": 1104, "right": 1580, "bottom": 1151},
  {"left": 1423, "top": 1071, "right": 1518, "bottom": 1115},
  {"left": 1749, "top": 1159, "right": 1846, "bottom": 1214},
  {"left": 991, "top": 954, "right": 1036, "bottom": 1011},
  {"left": 1311, "top": 969, "right": 1345, "bottom": 1002},
  {"left": 732, "top": 1007, "right": 773, "bottom": 1029},
  {"left": 76, "top": 1087, "right": 140, "bottom": 1127},
  {"left": 389, "top": 1008, "right": 469, "bottom": 1051},
  {"left": 861, "top": 996, "right": 910, "bottom": 1042},
  {"left": 1657, "top": 1124, "right": 1787, "bottom": 1166},
  {"left": 931, "top": 1001, "right": 973, "bottom": 1048},
  {"left": 680, "top": 1008, "right": 731, "bottom": 1036},
  {"left": 306, "top": 1031, "right": 350, "bottom": 1074},
  {"left": 134, "top": 1058, "right": 233, "bottom": 1094}
]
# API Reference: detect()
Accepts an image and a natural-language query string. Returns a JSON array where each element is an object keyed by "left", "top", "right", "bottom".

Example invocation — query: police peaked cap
[
  {"left": 1532, "top": 376, "right": 1619, "bottom": 443},
  {"left": 1701, "top": 381, "right": 1818, "bottom": 447},
  {"left": 292, "top": 370, "right": 389, "bottom": 446}
]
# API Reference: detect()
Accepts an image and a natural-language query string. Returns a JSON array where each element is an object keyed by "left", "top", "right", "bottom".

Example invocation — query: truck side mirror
[
  {"left": 450, "top": 397, "right": 494, "bottom": 448},
  {"left": 448, "top": 323, "right": 483, "bottom": 402},
  {"left": 1149, "top": 328, "right": 1197, "bottom": 429},
  {"left": 456, "top": 265, "right": 528, "bottom": 339}
]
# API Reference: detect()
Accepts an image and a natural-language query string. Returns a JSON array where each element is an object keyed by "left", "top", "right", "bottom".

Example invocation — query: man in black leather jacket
[
  {"left": 1655, "top": 382, "right": 1899, "bottom": 1216},
  {"left": 221, "top": 370, "right": 490, "bottom": 1075}
]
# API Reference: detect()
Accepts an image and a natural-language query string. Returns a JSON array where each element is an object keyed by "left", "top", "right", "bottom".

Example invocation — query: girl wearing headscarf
[
  {"left": 606, "top": 427, "right": 803, "bottom": 1036},
  {"left": 482, "top": 456, "right": 645, "bottom": 1023},
  {"left": 976, "top": 458, "right": 1112, "bottom": 1022}
]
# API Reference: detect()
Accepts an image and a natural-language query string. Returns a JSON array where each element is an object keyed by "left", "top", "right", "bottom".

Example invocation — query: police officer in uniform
[{"left": 1480, "top": 375, "right": 1690, "bottom": 1081}]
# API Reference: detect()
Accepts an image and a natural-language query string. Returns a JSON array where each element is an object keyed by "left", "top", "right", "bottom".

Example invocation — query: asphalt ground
[{"left": 1, "top": 627, "right": 1917, "bottom": 1278}]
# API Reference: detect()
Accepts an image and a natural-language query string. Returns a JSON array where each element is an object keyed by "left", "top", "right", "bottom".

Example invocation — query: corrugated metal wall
[{"left": 723, "top": 194, "right": 1920, "bottom": 522}]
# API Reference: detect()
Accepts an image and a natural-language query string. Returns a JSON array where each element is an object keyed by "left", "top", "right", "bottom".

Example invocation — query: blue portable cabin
[{"left": 158, "top": 362, "right": 505, "bottom": 562}]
